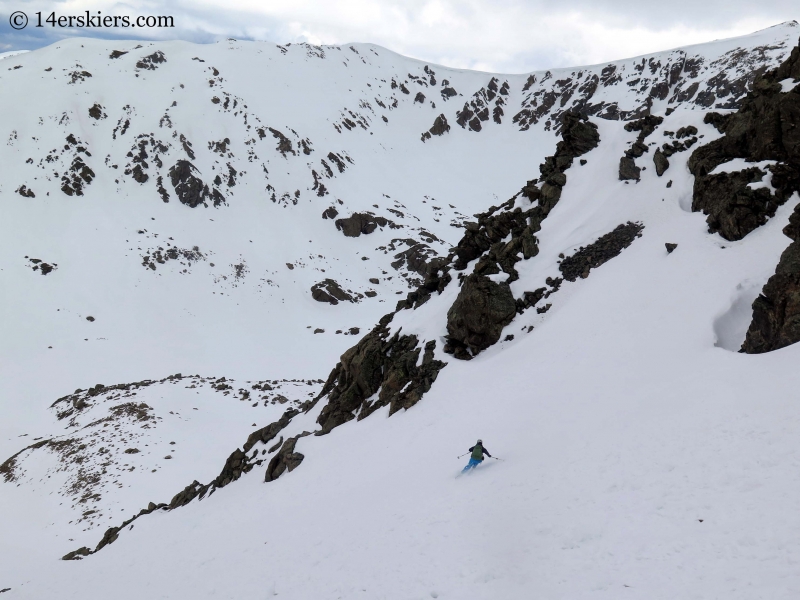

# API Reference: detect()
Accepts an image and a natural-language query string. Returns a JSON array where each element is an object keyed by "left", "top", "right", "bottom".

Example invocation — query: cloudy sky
[{"left": 0, "top": 0, "right": 797, "bottom": 72}]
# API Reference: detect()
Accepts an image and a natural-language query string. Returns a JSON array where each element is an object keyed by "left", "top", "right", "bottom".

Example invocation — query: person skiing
[{"left": 462, "top": 439, "right": 491, "bottom": 472}]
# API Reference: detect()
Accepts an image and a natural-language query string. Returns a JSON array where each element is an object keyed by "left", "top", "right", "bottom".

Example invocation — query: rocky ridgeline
[
  {"left": 442, "top": 112, "right": 601, "bottom": 358},
  {"left": 511, "top": 34, "right": 795, "bottom": 134}
]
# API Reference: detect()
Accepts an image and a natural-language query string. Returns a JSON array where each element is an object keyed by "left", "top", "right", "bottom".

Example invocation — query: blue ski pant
[{"left": 462, "top": 457, "right": 483, "bottom": 472}]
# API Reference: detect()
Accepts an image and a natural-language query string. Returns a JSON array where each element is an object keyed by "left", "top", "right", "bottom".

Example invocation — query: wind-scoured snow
[{"left": 2, "top": 21, "right": 800, "bottom": 600}]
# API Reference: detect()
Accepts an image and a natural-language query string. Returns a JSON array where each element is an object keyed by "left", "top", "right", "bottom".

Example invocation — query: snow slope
[{"left": 2, "top": 21, "right": 800, "bottom": 599}]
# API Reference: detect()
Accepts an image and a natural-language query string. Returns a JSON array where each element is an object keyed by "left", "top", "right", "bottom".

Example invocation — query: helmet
[{"left": 477, "top": 439, "right": 482, "bottom": 444}]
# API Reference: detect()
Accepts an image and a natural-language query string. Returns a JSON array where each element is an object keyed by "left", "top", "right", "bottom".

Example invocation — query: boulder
[
  {"left": 619, "top": 157, "right": 641, "bottom": 181},
  {"left": 653, "top": 148, "right": 670, "bottom": 176},
  {"left": 334, "top": 213, "right": 392, "bottom": 237},
  {"left": 310, "top": 279, "right": 354, "bottom": 305},
  {"left": 444, "top": 273, "right": 516, "bottom": 359}
]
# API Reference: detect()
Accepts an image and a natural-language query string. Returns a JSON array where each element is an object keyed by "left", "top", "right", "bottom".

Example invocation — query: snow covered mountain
[{"left": 1, "top": 21, "right": 800, "bottom": 599}]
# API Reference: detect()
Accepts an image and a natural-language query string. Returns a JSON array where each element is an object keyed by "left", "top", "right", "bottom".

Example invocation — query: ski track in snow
[{"left": 1, "top": 21, "right": 800, "bottom": 599}]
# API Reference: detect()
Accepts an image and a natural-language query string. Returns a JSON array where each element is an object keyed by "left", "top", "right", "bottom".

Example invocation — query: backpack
[{"left": 471, "top": 444, "right": 484, "bottom": 461}]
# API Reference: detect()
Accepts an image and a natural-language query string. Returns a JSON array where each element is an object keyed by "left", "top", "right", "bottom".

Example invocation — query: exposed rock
[
  {"left": 16, "top": 185, "right": 35, "bottom": 198},
  {"left": 623, "top": 115, "right": 664, "bottom": 139},
  {"left": 440, "top": 86, "right": 457, "bottom": 100},
  {"left": 316, "top": 317, "right": 446, "bottom": 433},
  {"left": 322, "top": 206, "right": 339, "bottom": 219},
  {"left": 742, "top": 204, "right": 800, "bottom": 353},
  {"left": 653, "top": 148, "right": 670, "bottom": 176},
  {"left": 689, "top": 40, "right": 800, "bottom": 240},
  {"left": 692, "top": 167, "right": 778, "bottom": 240},
  {"left": 265, "top": 433, "right": 310, "bottom": 482},
  {"left": 429, "top": 114, "right": 450, "bottom": 136},
  {"left": 619, "top": 115, "right": 664, "bottom": 178},
  {"left": 268, "top": 128, "right": 295, "bottom": 157},
  {"left": 389, "top": 240, "right": 437, "bottom": 277},
  {"left": 619, "top": 157, "right": 641, "bottom": 181},
  {"left": 168, "top": 160, "right": 222, "bottom": 208},
  {"left": 422, "top": 114, "right": 451, "bottom": 141},
  {"left": 665, "top": 243, "right": 678, "bottom": 253},
  {"left": 703, "top": 111, "right": 733, "bottom": 133},
  {"left": 26, "top": 257, "right": 57, "bottom": 275},
  {"left": 60, "top": 155, "right": 95, "bottom": 197},
  {"left": 62, "top": 547, "right": 91, "bottom": 561},
  {"left": 516, "top": 287, "right": 547, "bottom": 313},
  {"left": 88, "top": 104, "right": 106, "bottom": 120},
  {"left": 559, "top": 222, "right": 644, "bottom": 281},
  {"left": 676, "top": 125, "right": 698, "bottom": 139},
  {"left": 310, "top": 279, "right": 355, "bottom": 305},
  {"left": 625, "top": 140, "right": 649, "bottom": 159},
  {"left": 334, "top": 212, "right": 395, "bottom": 237},
  {"left": 453, "top": 111, "right": 599, "bottom": 282},
  {"left": 135, "top": 51, "right": 166, "bottom": 70},
  {"left": 444, "top": 273, "right": 517, "bottom": 359}
]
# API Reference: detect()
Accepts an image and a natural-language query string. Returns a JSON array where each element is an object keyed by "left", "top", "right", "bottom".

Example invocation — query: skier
[{"left": 462, "top": 439, "right": 491, "bottom": 473}]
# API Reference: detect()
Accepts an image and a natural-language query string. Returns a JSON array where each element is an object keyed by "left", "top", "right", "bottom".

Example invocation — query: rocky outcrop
[
  {"left": 315, "top": 316, "right": 446, "bottom": 434},
  {"left": 434, "top": 111, "right": 600, "bottom": 361},
  {"left": 689, "top": 39, "right": 800, "bottom": 241},
  {"left": 168, "top": 160, "right": 224, "bottom": 208},
  {"left": 513, "top": 35, "right": 794, "bottom": 132},
  {"left": 265, "top": 433, "right": 310, "bottom": 482},
  {"left": 693, "top": 166, "right": 777, "bottom": 240},
  {"left": 741, "top": 205, "right": 800, "bottom": 353},
  {"left": 421, "top": 114, "right": 451, "bottom": 141},
  {"left": 559, "top": 222, "right": 644, "bottom": 281},
  {"left": 88, "top": 103, "right": 106, "bottom": 120},
  {"left": 136, "top": 51, "right": 166, "bottom": 70},
  {"left": 444, "top": 274, "right": 516, "bottom": 359},
  {"left": 62, "top": 547, "right": 91, "bottom": 561},
  {"left": 619, "top": 115, "right": 664, "bottom": 180},
  {"left": 311, "top": 279, "right": 355, "bottom": 305},
  {"left": 334, "top": 212, "right": 397, "bottom": 237},
  {"left": 453, "top": 112, "right": 600, "bottom": 285}
]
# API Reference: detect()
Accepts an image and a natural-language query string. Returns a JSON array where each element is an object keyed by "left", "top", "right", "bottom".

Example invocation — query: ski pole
[
  {"left": 492, "top": 457, "right": 503, "bottom": 461},
  {"left": 456, "top": 452, "right": 470, "bottom": 459}
]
